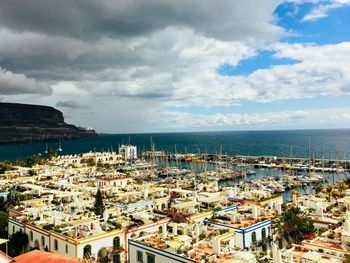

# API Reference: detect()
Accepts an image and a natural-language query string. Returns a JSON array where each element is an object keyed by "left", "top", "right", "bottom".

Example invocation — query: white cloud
[
  {"left": 216, "top": 42, "right": 350, "bottom": 103},
  {"left": 0, "top": 67, "right": 52, "bottom": 95},
  {"left": 301, "top": 0, "right": 350, "bottom": 21},
  {"left": 56, "top": 100, "right": 89, "bottom": 109},
  {"left": 3, "top": 34, "right": 350, "bottom": 131},
  {"left": 154, "top": 107, "right": 350, "bottom": 130},
  {"left": 52, "top": 82, "right": 88, "bottom": 96}
]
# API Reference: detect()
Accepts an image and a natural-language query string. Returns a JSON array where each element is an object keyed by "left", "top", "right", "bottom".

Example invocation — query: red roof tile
[{"left": 14, "top": 250, "right": 85, "bottom": 263}]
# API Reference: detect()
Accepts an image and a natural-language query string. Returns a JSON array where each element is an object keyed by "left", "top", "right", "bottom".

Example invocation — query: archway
[
  {"left": 252, "top": 231, "right": 257, "bottom": 245},
  {"left": 262, "top": 228, "right": 266, "bottom": 240},
  {"left": 34, "top": 240, "right": 39, "bottom": 249},
  {"left": 113, "top": 236, "right": 120, "bottom": 248},
  {"left": 83, "top": 245, "right": 91, "bottom": 259}
]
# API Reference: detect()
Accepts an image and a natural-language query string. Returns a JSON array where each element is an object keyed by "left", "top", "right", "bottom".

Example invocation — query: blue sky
[
  {"left": 1, "top": 0, "right": 350, "bottom": 132},
  {"left": 276, "top": 2, "right": 350, "bottom": 44},
  {"left": 166, "top": 0, "right": 350, "bottom": 131},
  {"left": 222, "top": 2, "right": 350, "bottom": 75}
]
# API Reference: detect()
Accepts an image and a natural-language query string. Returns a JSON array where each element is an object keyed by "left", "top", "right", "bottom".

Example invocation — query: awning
[{"left": 0, "top": 238, "right": 9, "bottom": 245}]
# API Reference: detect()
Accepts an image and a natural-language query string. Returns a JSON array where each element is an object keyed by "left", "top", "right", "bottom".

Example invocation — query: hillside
[{"left": 0, "top": 102, "right": 96, "bottom": 143}]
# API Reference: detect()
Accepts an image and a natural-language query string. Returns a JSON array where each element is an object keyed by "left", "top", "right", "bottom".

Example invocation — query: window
[
  {"left": 137, "top": 250, "right": 143, "bottom": 262},
  {"left": 262, "top": 228, "right": 266, "bottom": 240},
  {"left": 252, "top": 231, "right": 257, "bottom": 245},
  {"left": 65, "top": 244, "right": 68, "bottom": 254},
  {"left": 83, "top": 245, "right": 92, "bottom": 259},
  {"left": 113, "top": 236, "right": 120, "bottom": 248},
  {"left": 54, "top": 239, "right": 58, "bottom": 250},
  {"left": 41, "top": 236, "right": 45, "bottom": 247},
  {"left": 147, "top": 253, "right": 155, "bottom": 263},
  {"left": 30, "top": 231, "right": 33, "bottom": 241}
]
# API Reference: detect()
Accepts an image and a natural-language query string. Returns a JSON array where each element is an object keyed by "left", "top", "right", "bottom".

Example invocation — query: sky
[{"left": 0, "top": 0, "right": 350, "bottom": 133}]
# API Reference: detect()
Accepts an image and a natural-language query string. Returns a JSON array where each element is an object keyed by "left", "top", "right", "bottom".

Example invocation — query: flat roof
[{"left": 173, "top": 200, "right": 199, "bottom": 209}]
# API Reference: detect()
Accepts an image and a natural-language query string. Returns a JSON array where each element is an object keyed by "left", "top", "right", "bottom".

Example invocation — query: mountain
[{"left": 0, "top": 102, "right": 96, "bottom": 143}]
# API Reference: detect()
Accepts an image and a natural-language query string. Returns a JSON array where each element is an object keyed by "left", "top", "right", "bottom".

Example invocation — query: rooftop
[{"left": 14, "top": 250, "right": 86, "bottom": 263}]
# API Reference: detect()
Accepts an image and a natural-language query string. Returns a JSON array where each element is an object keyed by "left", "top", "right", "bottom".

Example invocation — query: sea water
[{"left": 0, "top": 129, "right": 350, "bottom": 161}]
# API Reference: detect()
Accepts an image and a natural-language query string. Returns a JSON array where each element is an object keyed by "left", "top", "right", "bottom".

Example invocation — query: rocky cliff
[{"left": 0, "top": 102, "right": 96, "bottom": 143}]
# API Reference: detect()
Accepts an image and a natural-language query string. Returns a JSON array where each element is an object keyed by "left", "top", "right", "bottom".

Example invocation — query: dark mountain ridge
[{"left": 0, "top": 102, "right": 96, "bottom": 143}]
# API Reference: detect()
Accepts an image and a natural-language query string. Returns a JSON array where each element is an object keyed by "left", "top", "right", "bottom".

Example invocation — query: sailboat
[
  {"left": 58, "top": 140, "right": 63, "bottom": 152},
  {"left": 44, "top": 143, "right": 48, "bottom": 154}
]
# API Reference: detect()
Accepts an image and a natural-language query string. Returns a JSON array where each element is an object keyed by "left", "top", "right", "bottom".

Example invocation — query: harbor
[
  {"left": 140, "top": 151, "right": 348, "bottom": 199},
  {"left": 1, "top": 144, "right": 350, "bottom": 263}
]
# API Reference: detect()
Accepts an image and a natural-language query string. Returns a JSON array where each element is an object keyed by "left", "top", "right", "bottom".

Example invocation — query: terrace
[
  {"left": 131, "top": 222, "right": 239, "bottom": 262},
  {"left": 213, "top": 204, "right": 273, "bottom": 229}
]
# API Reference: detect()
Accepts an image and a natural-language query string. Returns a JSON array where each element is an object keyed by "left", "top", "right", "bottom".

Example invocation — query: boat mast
[
  {"left": 322, "top": 145, "right": 326, "bottom": 186},
  {"left": 175, "top": 144, "right": 179, "bottom": 180}
]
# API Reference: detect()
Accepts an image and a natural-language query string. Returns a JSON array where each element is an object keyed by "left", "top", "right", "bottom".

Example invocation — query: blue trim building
[{"left": 209, "top": 219, "right": 271, "bottom": 249}]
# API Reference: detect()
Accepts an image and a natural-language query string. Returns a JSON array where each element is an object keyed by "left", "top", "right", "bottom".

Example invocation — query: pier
[{"left": 142, "top": 151, "right": 350, "bottom": 172}]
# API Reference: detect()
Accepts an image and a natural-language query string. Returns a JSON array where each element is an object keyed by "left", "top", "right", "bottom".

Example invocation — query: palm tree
[
  {"left": 274, "top": 206, "right": 315, "bottom": 245},
  {"left": 326, "top": 184, "right": 335, "bottom": 200},
  {"left": 313, "top": 181, "right": 323, "bottom": 196},
  {"left": 339, "top": 181, "right": 349, "bottom": 193}
]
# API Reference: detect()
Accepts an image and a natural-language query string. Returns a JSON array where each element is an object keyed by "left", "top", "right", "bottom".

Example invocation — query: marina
[{"left": 1, "top": 143, "right": 350, "bottom": 263}]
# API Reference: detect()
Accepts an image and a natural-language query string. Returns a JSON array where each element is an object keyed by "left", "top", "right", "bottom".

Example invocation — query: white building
[
  {"left": 210, "top": 219, "right": 272, "bottom": 249},
  {"left": 8, "top": 217, "right": 124, "bottom": 262},
  {"left": 119, "top": 145, "right": 137, "bottom": 160},
  {"left": 128, "top": 239, "right": 196, "bottom": 263},
  {"left": 96, "top": 174, "right": 134, "bottom": 196}
]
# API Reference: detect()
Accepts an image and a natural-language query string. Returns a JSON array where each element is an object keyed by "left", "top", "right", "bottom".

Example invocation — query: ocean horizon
[{"left": 1, "top": 128, "right": 350, "bottom": 162}]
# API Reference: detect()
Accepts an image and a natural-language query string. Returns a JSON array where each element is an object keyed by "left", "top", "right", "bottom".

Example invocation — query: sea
[
  {"left": 1, "top": 128, "right": 349, "bottom": 201},
  {"left": 1, "top": 128, "right": 350, "bottom": 162}
]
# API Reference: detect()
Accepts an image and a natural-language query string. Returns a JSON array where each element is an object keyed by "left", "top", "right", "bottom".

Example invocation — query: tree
[
  {"left": 0, "top": 196, "right": 6, "bottom": 211},
  {"left": 27, "top": 170, "right": 36, "bottom": 177},
  {"left": 339, "top": 181, "right": 349, "bottom": 192},
  {"left": 0, "top": 162, "right": 12, "bottom": 174},
  {"left": 326, "top": 184, "right": 335, "bottom": 199},
  {"left": 291, "top": 189, "right": 300, "bottom": 197},
  {"left": 8, "top": 231, "right": 28, "bottom": 256},
  {"left": 47, "top": 148, "right": 57, "bottom": 159},
  {"left": 86, "top": 158, "right": 96, "bottom": 167},
  {"left": 274, "top": 206, "right": 315, "bottom": 245},
  {"left": 24, "top": 155, "right": 43, "bottom": 167},
  {"left": 313, "top": 181, "right": 323, "bottom": 195},
  {"left": 94, "top": 189, "right": 105, "bottom": 217},
  {"left": 331, "top": 189, "right": 341, "bottom": 198},
  {"left": 0, "top": 211, "right": 8, "bottom": 238}
]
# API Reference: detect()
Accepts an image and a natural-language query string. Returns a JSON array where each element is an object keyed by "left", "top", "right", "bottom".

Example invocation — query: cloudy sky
[{"left": 0, "top": 0, "right": 350, "bottom": 133}]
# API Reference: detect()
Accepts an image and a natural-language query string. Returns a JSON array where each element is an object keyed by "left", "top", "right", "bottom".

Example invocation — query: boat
[
  {"left": 246, "top": 169, "right": 256, "bottom": 175},
  {"left": 58, "top": 140, "right": 63, "bottom": 152}
]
